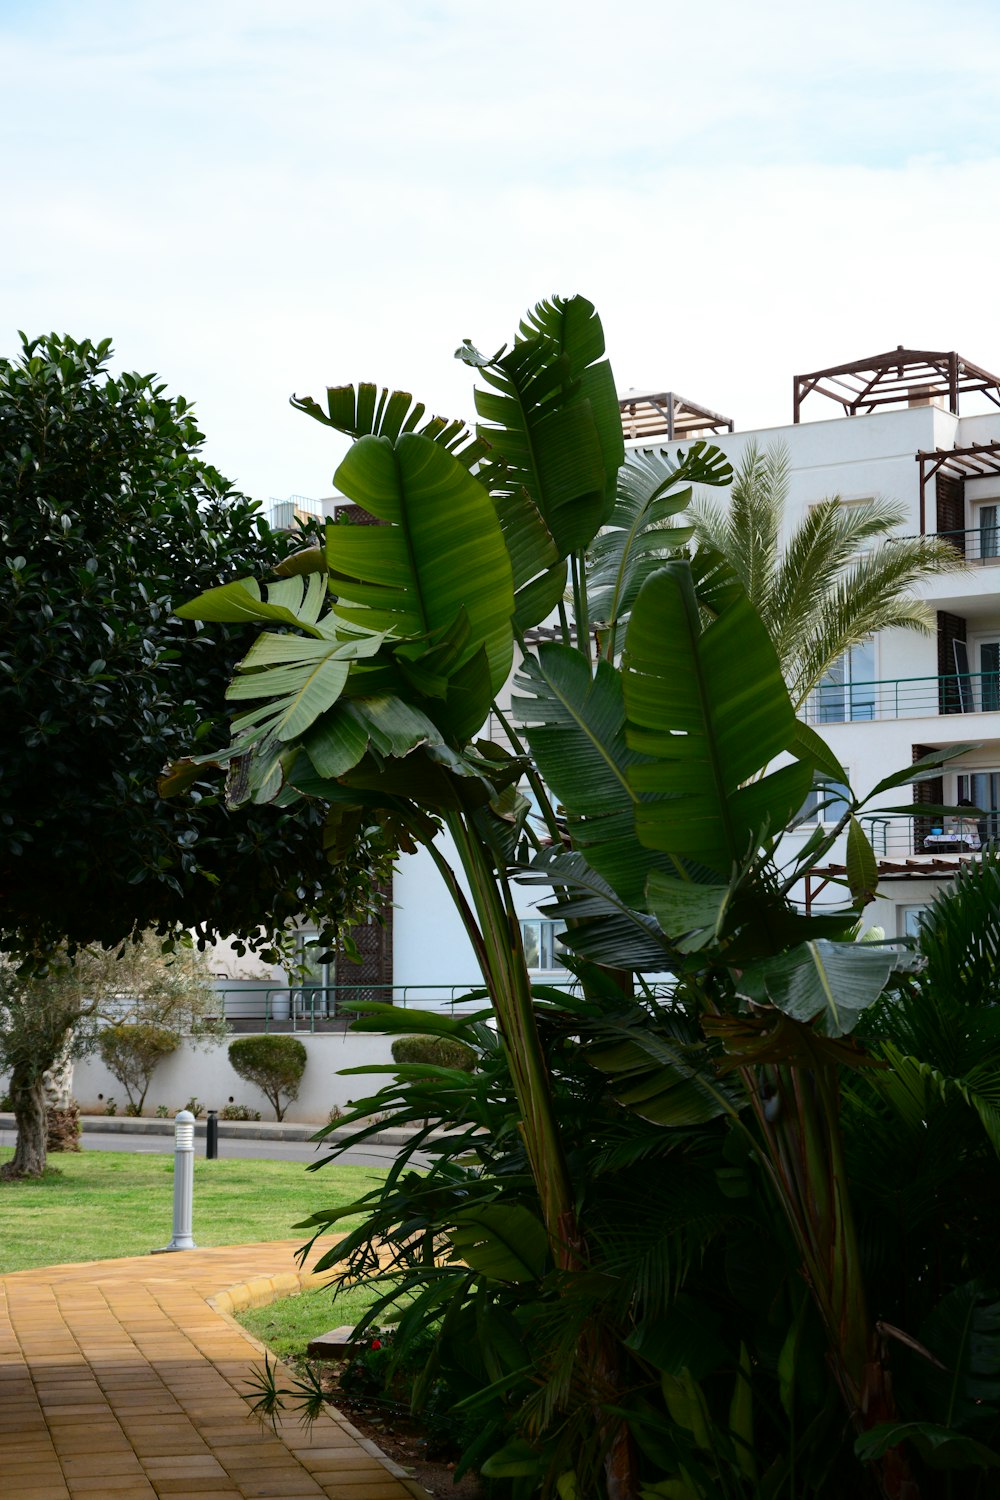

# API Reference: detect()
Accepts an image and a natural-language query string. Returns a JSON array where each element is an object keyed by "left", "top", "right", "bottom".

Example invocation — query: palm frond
[
  {"left": 689, "top": 441, "right": 964, "bottom": 708},
  {"left": 789, "top": 533, "right": 961, "bottom": 703}
]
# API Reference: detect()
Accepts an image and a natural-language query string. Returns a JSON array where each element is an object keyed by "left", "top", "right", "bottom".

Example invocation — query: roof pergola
[
  {"left": 792, "top": 347, "right": 1000, "bottom": 423},
  {"left": 618, "top": 389, "right": 734, "bottom": 443},
  {"left": 917, "top": 440, "right": 1000, "bottom": 532}
]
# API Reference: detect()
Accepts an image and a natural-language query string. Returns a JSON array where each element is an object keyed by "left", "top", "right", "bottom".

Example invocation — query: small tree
[
  {"left": 228, "top": 1035, "right": 307, "bottom": 1122},
  {"left": 0, "top": 957, "right": 101, "bottom": 1178},
  {"left": 97, "top": 1024, "right": 180, "bottom": 1115},
  {"left": 0, "top": 935, "right": 224, "bottom": 1176},
  {"left": 94, "top": 938, "right": 223, "bottom": 1114}
]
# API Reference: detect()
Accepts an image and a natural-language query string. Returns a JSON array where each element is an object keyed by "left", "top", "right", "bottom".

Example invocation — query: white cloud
[{"left": 3, "top": 1, "right": 1000, "bottom": 497}]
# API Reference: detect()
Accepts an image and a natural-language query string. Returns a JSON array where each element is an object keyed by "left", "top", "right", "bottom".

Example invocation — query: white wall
[
  {"left": 67, "top": 1031, "right": 398, "bottom": 1124},
  {"left": 390, "top": 827, "right": 565, "bottom": 1003}
]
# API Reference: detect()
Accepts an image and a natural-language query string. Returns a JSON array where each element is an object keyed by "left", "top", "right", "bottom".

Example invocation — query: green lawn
[
  {"left": 238, "top": 1281, "right": 388, "bottom": 1361},
  {"left": 0, "top": 1148, "right": 384, "bottom": 1274}
]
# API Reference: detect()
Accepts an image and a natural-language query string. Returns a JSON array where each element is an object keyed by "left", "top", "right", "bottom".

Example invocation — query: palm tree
[{"left": 690, "top": 440, "right": 963, "bottom": 709}]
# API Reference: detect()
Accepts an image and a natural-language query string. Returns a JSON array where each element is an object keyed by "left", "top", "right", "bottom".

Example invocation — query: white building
[
  {"left": 245, "top": 347, "right": 1000, "bottom": 1007},
  {"left": 622, "top": 348, "right": 1000, "bottom": 943}
]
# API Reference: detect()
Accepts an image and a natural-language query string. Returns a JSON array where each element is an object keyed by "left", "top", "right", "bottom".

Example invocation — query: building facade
[{"left": 243, "top": 347, "right": 1000, "bottom": 1010}]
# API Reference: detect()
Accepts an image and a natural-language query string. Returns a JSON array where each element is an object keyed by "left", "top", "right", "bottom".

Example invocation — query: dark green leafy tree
[{"left": 0, "top": 332, "right": 387, "bottom": 960}]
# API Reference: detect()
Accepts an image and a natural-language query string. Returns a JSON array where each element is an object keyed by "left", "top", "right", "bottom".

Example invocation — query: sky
[{"left": 4, "top": 0, "right": 1000, "bottom": 504}]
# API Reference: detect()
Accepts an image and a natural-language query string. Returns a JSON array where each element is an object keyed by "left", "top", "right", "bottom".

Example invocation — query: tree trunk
[
  {"left": 43, "top": 1032, "right": 81, "bottom": 1153},
  {"left": 1, "top": 1062, "right": 48, "bottom": 1179},
  {"left": 42, "top": 1033, "right": 75, "bottom": 1110}
]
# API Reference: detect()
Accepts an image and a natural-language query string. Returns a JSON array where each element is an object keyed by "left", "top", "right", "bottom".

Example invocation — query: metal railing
[
  {"left": 893, "top": 527, "right": 1000, "bottom": 565},
  {"left": 211, "top": 980, "right": 610, "bottom": 1033},
  {"left": 803, "top": 670, "right": 1000, "bottom": 724},
  {"left": 845, "top": 813, "right": 996, "bottom": 860},
  {"left": 265, "top": 496, "right": 324, "bottom": 532},
  {"left": 931, "top": 527, "right": 1000, "bottom": 565}
]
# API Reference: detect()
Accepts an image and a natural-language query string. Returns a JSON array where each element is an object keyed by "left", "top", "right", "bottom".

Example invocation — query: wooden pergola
[
  {"left": 802, "top": 854, "right": 972, "bottom": 914},
  {"left": 792, "top": 347, "right": 1000, "bottom": 423},
  {"left": 917, "top": 440, "right": 1000, "bottom": 533},
  {"left": 618, "top": 389, "right": 734, "bottom": 442}
]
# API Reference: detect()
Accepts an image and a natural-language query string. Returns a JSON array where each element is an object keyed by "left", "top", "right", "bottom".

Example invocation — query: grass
[
  {"left": 237, "top": 1281, "right": 388, "bottom": 1362},
  {"left": 0, "top": 1147, "right": 385, "bottom": 1274}
]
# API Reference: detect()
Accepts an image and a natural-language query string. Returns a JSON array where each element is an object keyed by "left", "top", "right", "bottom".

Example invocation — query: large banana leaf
[
  {"left": 448, "top": 1203, "right": 549, "bottom": 1283},
  {"left": 459, "top": 295, "right": 623, "bottom": 626},
  {"left": 291, "top": 381, "right": 487, "bottom": 468},
  {"left": 518, "top": 849, "right": 675, "bottom": 971},
  {"left": 513, "top": 643, "right": 674, "bottom": 909},
  {"left": 225, "top": 628, "right": 384, "bottom": 746},
  {"left": 328, "top": 431, "right": 514, "bottom": 702},
  {"left": 166, "top": 576, "right": 388, "bottom": 797},
  {"left": 585, "top": 1012, "right": 744, "bottom": 1126},
  {"left": 589, "top": 444, "right": 733, "bottom": 650},
  {"left": 174, "top": 572, "right": 336, "bottom": 636},
  {"left": 302, "top": 694, "right": 444, "bottom": 779},
  {"left": 623, "top": 561, "right": 813, "bottom": 876},
  {"left": 739, "top": 938, "right": 899, "bottom": 1038}
]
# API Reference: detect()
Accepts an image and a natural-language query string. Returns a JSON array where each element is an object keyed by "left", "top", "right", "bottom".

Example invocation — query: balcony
[
  {"left": 914, "top": 526, "right": 1000, "bottom": 565},
  {"left": 860, "top": 813, "right": 993, "bottom": 860},
  {"left": 803, "top": 669, "right": 1000, "bottom": 724}
]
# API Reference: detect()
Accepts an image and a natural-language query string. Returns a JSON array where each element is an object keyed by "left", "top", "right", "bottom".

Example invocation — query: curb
[{"left": 0, "top": 1111, "right": 448, "bottom": 1148}]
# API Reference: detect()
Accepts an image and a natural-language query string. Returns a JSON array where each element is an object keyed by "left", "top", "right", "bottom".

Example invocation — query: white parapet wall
[{"left": 67, "top": 1030, "right": 398, "bottom": 1125}]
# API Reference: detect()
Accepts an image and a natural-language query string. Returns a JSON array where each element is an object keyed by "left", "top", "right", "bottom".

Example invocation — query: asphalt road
[{"left": 0, "top": 1125, "right": 429, "bottom": 1169}]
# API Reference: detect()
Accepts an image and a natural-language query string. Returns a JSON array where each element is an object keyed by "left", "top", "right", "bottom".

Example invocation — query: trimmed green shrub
[
  {"left": 228, "top": 1035, "right": 307, "bottom": 1122},
  {"left": 220, "top": 1102, "right": 262, "bottom": 1121},
  {"left": 97, "top": 1022, "right": 180, "bottom": 1113},
  {"left": 391, "top": 1035, "right": 477, "bottom": 1073}
]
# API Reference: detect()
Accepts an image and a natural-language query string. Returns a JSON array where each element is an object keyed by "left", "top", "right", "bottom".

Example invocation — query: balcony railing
[
  {"left": 932, "top": 527, "right": 1000, "bottom": 565},
  {"left": 211, "top": 979, "right": 676, "bottom": 1033},
  {"left": 859, "top": 813, "right": 995, "bottom": 861},
  {"left": 803, "top": 670, "right": 1000, "bottom": 724}
]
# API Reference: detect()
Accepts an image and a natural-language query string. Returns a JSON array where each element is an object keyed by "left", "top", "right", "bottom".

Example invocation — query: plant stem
[
  {"left": 490, "top": 702, "right": 563, "bottom": 848},
  {"left": 442, "top": 809, "right": 580, "bottom": 1270}
]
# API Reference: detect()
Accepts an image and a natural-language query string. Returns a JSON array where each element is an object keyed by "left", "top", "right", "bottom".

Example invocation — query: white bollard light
[{"left": 153, "top": 1109, "right": 197, "bottom": 1253}]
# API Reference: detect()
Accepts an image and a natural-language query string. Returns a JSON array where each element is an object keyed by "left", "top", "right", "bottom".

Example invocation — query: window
[
  {"left": 981, "top": 642, "right": 1000, "bottom": 713},
  {"left": 293, "top": 932, "right": 335, "bottom": 1018},
  {"left": 956, "top": 772, "right": 1000, "bottom": 844},
  {"left": 800, "top": 779, "right": 851, "bottom": 824},
  {"left": 958, "top": 639, "right": 1000, "bottom": 713},
  {"left": 977, "top": 503, "right": 1000, "bottom": 562},
  {"left": 899, "top": 905, "right": 929, "bottom": 939},
  {"left": 520, "top": 919, "right": 567, "bottom": 970},
  {"left": 816, "top": 641, "right": 876, "bottom": 723}
]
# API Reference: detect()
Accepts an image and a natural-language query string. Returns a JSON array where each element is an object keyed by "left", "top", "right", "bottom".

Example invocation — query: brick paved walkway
[{"left": 0, "top": 1241, "right": 428, "bottom": 1499}]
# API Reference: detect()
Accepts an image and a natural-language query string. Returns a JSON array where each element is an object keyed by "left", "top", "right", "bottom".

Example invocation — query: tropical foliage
[
  {"left": 689, "top": 440, "right": 962, "bottom": 707},
  {"left": 171, "top": 297, "right": 999, "bottom": 1498}
]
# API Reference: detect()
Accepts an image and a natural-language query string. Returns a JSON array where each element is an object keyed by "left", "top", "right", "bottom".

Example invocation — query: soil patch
[
  {"left": 334, "top": 1386, "right": 487, "bottom": 1498},
  {"left": 311, "top": 1359, "right": 488, "bottom": 1499}
]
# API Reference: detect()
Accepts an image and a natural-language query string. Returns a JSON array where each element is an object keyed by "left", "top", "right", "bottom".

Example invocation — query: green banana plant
[
  {"left": 166, "top": 295, "right": 645, "bottom": 1495},
  {"left": 512, "top": 548, "right": 981, "bottom": 1498},
  {"left": 588, "top": 442, "right": 732, "bottom": 662},
  {"left": 166, "top": 293, "right": 987, "bottom": 1497}
]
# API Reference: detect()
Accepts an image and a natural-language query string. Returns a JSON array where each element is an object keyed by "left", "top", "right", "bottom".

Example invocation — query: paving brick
[{"left": 2, "top": 1242, "right": 417, "bottom": 1500}]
